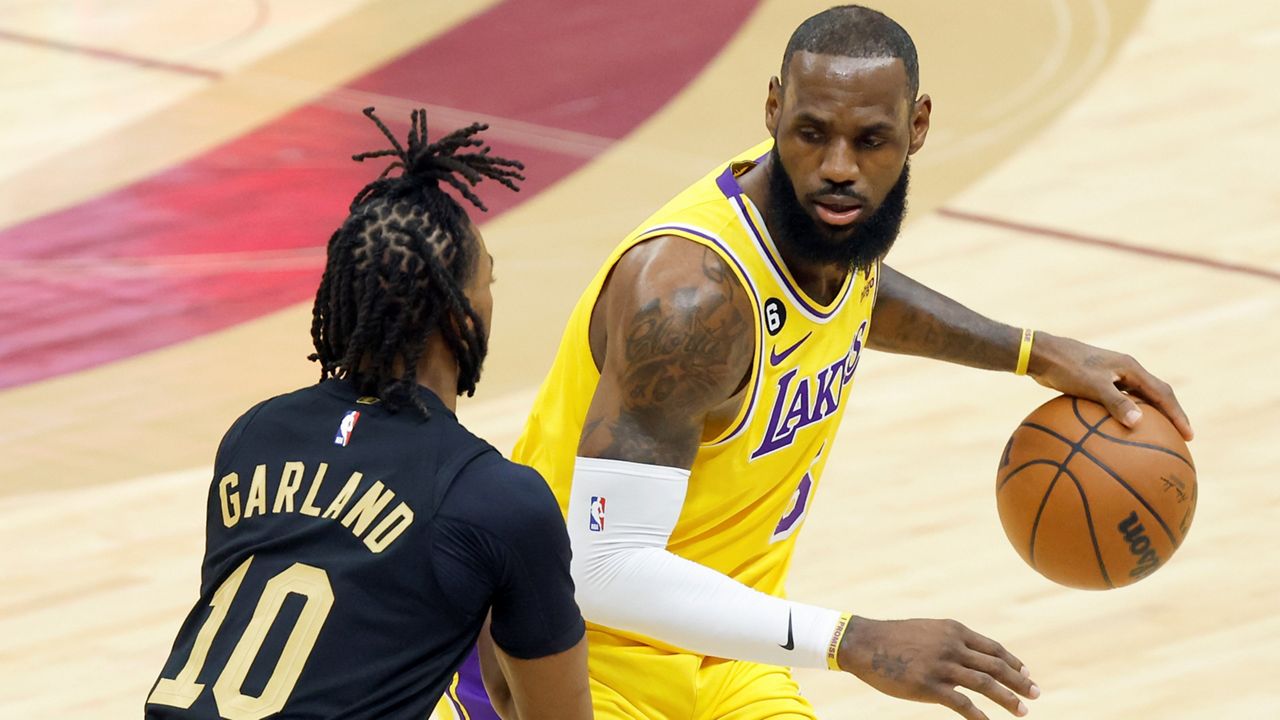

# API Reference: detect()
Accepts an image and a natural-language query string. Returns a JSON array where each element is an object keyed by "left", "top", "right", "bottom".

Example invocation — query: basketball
[{"left": 996, "top": 395, "right": 1197, "bottom": 590}]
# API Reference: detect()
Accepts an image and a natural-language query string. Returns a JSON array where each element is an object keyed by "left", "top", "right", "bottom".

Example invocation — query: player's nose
[{"left": 818, "top": 138, "right": 861, "bottom": 186}]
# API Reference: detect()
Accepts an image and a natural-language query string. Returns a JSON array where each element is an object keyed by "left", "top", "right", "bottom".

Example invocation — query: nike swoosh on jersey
[
  {"left": 780, "top": 609, "right": 795, "bottom": 650},
  {"left": 769, "top": 332, "right": 813, "bottom": 366}
]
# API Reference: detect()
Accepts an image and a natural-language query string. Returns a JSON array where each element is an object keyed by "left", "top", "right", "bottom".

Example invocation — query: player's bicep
[{"left": 579, "top": 238, "right": 753, "bottom": 469}]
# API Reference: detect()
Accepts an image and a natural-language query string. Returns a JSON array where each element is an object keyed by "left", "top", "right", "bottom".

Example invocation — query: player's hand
[
  {"left": 837, "top": 617, "right": 1039, "bottom": 720},
  {"left": 1026, "top": 332, "right": 1193, "bottom": 441}
]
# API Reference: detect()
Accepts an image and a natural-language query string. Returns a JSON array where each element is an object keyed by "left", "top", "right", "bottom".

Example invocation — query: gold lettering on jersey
[
  {"left": 299, "top": 463, "right": 327, "bottom": 517},
  {"left": 274, "top": 461, "right": 306, "bottom": 514},
  {"left": 341, "top": 481, "right": 396, "bottom": 535},
  {"left": 244, "top": 464, "right": 269, "bottom": 518},
  {"left": 218, "top": 463, "right": 416, "bottom": 552},
  {"left": 321, "top": 472, "right": 363, "bottom": 520},
  {"left": 219, "top": 473, "right": 241, "bottom": 528},
  {"left": 363, "top": 502, "right": 415, "bottom": 553}
]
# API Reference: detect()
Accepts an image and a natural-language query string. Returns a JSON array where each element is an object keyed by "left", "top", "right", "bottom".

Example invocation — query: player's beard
[{"left": 765, "top": 146, "right": 909, "bottom": 271}]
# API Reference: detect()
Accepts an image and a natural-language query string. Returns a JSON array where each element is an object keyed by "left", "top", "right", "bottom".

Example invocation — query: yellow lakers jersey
[{"left": 513, "top": 139, "right": 878, "bottom": 603}]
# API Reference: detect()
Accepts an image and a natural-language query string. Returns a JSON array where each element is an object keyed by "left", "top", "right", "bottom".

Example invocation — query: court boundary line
[
  {"left": 938, "top": 207, "right": 1280, "bottom": 284},
  {"left": 0, "top": 28, "right": 222, "bottom": 79}
]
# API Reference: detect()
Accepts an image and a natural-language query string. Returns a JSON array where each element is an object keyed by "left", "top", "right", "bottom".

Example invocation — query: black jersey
[{"left": 145, "top": 379, "right": 583, "bottom": 719}]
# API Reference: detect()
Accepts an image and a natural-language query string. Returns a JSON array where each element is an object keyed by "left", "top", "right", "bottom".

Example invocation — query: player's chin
[{"left": 813, "top": 220, "right": 860, "bottom": 244}]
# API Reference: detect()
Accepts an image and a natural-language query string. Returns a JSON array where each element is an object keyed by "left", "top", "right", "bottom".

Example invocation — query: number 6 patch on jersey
[{"left": 764, "top": 298, "right": 787, "bottom": 336}]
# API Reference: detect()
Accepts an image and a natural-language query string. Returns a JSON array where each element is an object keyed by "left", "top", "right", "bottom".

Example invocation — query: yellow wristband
[
  {"left": 1015, "top": 328, "right": 1035, "bottom": 376},
  {"left": 827, "top": 612, "right": 853, "bottom": 671}
]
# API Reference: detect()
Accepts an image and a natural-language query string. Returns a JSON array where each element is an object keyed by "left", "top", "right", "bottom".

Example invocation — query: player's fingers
[
  {"left": 963, "top": 631, "right": 1027, "bottom": 680},
  {"left": 1097, "top": 379, "right": 1143, "bottom": 430},
  {"left": 938, "top": 688, "right": 991, "bottom": 720},
  {"left": 965, "top": 650, "right": 1040, "bottom": 700},
  {"left": 1119, "top": 364, "right": 1194, "bottom": 441},
  {"left": 950, "top": 669, "right": 1028, "bottom": 717}
]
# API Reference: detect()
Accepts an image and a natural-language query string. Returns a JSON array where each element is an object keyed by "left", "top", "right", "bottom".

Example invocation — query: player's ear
[
  {"left": 907, "top": 93, "right": 931, "bottom": 155},
  {"left": 765, "top": 77, "right": 783, "bottom": 136}
]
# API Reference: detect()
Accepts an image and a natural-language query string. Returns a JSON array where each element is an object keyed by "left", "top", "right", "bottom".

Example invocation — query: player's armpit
[
  {"left": 581, "top": 236, "right": 755, "bottom": 469},
  {"left": 491, "top": 635, "right": 592, "bottom": 720}
]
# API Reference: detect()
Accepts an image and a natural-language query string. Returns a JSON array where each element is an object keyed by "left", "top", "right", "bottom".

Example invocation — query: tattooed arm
[
  {"left": 565, "top": 239, "right": 1040, "bottom": 718},
  {"left": 581, "top": 236, "right": 754, "bottom": 468},
  {"left": 869, "top": 264, "right": 1193, "bottom": 439}
]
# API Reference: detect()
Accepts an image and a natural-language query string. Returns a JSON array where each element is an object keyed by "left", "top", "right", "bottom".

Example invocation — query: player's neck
[
  {"left": 738, "top": 159, "right": 850, "bottom": 305},
  {"left": 415, "top": 336, "right": 460, "bottom": 413}
]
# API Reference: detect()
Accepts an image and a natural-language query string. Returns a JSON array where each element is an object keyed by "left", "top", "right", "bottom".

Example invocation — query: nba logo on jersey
[
  {"left": 589, "top": 496, "right": 606, "bottom": 532},
  {"left": 334, "top": 410, "right": 360, "bottom": 447}
]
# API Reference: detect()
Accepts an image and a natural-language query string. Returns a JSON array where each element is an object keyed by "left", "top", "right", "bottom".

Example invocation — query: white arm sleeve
[{"left": 566, "top": 456, "right": 843, "bottom": 669}]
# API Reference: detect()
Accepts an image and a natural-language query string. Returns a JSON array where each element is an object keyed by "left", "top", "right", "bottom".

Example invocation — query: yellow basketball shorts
[
  {"left": 587, "top": 628, "right": 818, "bottom": 720},
  {"left": 431, "top": 628, "right": 818, "bottom": 720}
]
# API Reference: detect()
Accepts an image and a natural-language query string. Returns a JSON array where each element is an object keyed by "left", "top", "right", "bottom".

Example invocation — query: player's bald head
[{"left": 781, "top": 5, "right": 919, "bottom": 98}]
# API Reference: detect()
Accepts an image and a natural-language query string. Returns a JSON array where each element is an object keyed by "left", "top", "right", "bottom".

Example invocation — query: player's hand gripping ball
[{"left": 996, "top": 395, "right": 1196, "bottom": 589}]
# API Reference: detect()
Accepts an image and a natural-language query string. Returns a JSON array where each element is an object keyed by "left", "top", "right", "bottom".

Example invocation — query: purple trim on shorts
[
  {"left": 452, "top": 646, "right": 503, "bottom": 720},
  {"left": 643, "top": 224, "right": 763, "bottom": 444}
]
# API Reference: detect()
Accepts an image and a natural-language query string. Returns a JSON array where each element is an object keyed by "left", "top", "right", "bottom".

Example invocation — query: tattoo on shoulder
[
  {"left": 701, "top": 245, "right": 732, "bottom": 286},
  {"left": 586, "top": 247, "right": 751, "bottom": 465},
  {"left": 621, "top": 250, "right": 747, "bottom": 409}
]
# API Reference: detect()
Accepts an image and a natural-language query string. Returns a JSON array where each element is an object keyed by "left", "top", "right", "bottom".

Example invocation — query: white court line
[
  {"left": 926, "top": 0, "right": 1112, "bottom": 165},
  {"left": 978, "top": 0, "right": 1073, "bottom": 121}
]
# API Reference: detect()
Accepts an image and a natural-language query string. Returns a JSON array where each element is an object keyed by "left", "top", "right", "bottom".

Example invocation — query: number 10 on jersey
[{"left": 148, "top": 556, "right": 334, "bottom": 720}]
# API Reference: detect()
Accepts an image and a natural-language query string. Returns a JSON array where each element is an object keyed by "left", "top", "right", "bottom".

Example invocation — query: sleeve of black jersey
[
  {"left": 477, "top": 462, "right": 585, "bottom": 659},
  {"left": 212, "top": 398, "right": 271, "bottom": 473}
]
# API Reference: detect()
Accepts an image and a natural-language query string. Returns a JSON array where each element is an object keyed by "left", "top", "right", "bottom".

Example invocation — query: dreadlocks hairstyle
[
  {"left": 309, "top": 106, "right": 524, "bottom": 417},
  {"left": 782, "top": 5, "right": 920, "bottom": 98}
]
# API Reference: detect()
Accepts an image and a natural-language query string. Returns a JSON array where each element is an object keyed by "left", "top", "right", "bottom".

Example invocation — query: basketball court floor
[{"left": 1, "top": 1, "right": 1277, "bottom": 717}]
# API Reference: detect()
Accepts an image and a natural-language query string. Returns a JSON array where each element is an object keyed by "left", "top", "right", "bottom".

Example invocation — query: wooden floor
[{"left": 2, "top": 1, "right": 1278, "bottom": 717}]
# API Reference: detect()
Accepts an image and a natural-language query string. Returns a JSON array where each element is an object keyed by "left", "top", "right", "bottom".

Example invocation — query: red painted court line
[
  {"left": 0, "top": 28, "right": 221, "bottom": 79},
  {"left": 938, "top": 207, "right": 1280, "bottom": 284},
  {"left": 0, "top": 0, "right": 761, "bottom": 391}
]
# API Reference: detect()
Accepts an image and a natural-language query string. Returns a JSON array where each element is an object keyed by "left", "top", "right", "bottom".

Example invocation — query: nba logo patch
[
  {"left": 589, "top": 496, "right": 606, "bottom": 532},
  {"left": 334, "top": 410, "right": 360, "bottom": 447}
]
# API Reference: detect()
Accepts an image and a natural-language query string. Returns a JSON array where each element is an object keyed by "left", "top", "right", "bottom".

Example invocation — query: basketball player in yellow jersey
[{"left": 506, "top": 6, "right": 1194, "bottom": 720}]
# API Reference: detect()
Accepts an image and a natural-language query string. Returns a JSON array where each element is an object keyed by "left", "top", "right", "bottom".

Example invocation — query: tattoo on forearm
[{"left": 871, "top": 297, "right": 1016, "bottom": 370}]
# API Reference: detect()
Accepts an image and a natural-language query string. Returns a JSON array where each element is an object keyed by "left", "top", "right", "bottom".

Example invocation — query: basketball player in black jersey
[{"left": 145, "top": 108, "right": 591, "bottom": 720}]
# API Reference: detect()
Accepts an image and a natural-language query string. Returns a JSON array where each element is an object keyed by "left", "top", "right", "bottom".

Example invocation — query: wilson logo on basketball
[{"left": 1117, "top": 511, "right": 1162, "bottom": 579}]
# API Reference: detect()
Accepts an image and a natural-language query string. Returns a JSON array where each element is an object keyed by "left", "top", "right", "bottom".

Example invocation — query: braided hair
[{"left": 309, "top": 106, "right": 524, "bottom": 416}]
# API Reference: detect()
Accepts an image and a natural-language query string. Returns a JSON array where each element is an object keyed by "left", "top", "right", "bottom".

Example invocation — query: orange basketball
[{"left": 996, "top": 395, "right": 1196, "bottom": 590}]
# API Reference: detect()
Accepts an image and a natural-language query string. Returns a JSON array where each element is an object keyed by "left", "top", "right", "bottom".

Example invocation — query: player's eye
[{"left": 798, "top": 127, "right": 824, "bottom": 144}]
